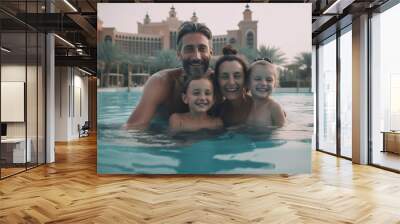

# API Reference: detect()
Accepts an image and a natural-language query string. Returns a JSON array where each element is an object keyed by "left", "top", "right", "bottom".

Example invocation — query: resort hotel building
[{"left": 98, "top": 5, "right": 258, "bottom": 56}]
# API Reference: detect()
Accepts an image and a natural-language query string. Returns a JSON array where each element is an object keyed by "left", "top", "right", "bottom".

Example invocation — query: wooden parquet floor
[{"left": 1, "top": 135, "right": 400, "bottom": 224}]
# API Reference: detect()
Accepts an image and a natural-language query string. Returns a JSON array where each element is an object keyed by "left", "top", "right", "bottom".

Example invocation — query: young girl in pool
[
  {"left": 169, "top": 75, "right": 223, "bottom": 133},
  {"left": 246, "top": 59, "right": 286, "bottom": 127}
]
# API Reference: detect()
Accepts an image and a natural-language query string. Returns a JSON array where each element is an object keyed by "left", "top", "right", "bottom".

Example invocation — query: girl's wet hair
[
  {"left": 214, "top": 45, "right": 249, "bottom": 90},
  {"left": 248, "top": 59, "right": 280, "bottom": 87},
  {"left": 182, "top": 73, "right": 215, "bottom": 95}
]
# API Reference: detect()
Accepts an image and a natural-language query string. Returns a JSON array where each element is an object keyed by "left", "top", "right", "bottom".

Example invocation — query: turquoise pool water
[{"left": 98, "top": 89, "right": 313, "bottom": 174}]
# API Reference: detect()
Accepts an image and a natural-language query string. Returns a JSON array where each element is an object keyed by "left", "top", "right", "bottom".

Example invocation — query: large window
[
  {"left": 1, "top": 31, "right": 28, "bottom": 178},
  {"left": 316, "top": 25, "right": 353, "bottom": 159},
  {"left": 246, "top": 31, "right": 254, "bottom": 49},
  {"left": 317, "top": 35, "right": 337, "bottom": 154},
  {"left": 0, "top": 2, "right": 46, "bottom": 179},
  {"left": 339, "top": 27, "right": 352, "bottom": 158},
  {"left": 371, "top": 3, "right": 400, "bottom": 171}
]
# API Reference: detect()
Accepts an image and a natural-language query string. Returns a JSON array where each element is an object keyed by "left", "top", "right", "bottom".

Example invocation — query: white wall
[
  {"left": 55, "top": 66, "right": 69, "bottom": 141},
  {"left": 71, "top": 72, "right": 89, "bottom": 138},
  {"left": 1, "top": 65, "right": 26, "bottom": 81},
  {"left": 54, "top": 67, "right": 89, "bottom": 141},
  {"left": 76, "top": 71, "right": 89, "bottom": 138}
]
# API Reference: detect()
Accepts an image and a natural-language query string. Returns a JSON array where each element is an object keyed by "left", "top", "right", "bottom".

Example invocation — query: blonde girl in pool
[
  {"left": 246, "top": 58, "right": 286, "bottom": 127},
  {"left": 169, "top": 75, "right": 223, "bottom": 133}
]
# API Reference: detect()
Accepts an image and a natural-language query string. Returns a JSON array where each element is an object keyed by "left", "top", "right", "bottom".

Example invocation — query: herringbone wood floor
[{"left": 1, "top": 135, "right": 400, "bottom": 224}]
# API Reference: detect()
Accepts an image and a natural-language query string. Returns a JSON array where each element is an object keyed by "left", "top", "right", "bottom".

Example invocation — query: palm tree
[
  {"left": 97, "top": 41, "right": 123, "bottom": 87},
  {"left": 257, "top": 45, "right": 287, "bottom": 65},
  {"left": 280, "top": 63, "right": 299, "bottom": 88},
  {"left": 239, "top": 47, "right": 257, "bottom": 63},
  {"left": 152, "top": 49, "right": 180, "bottom": 71},
  {"left": 293, "top": 52, "right": 312, "bottom": 88}
]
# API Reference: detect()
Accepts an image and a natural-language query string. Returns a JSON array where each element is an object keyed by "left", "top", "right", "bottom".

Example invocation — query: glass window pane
[
  {"left": 371, "top": 3, "right": 400, "bottom": 171},
  {"left": 312, "top": 45, "right": 317, "bottom": 150},
  {"left": 1, "top": 1, "right": 46, "bottom": 179},
  {"left": 38, "top": 33, "right": 46, "bottom": 165},
  {"left": 27, "top": 32, "right": 38, "bottom": 168},
  {"left": 1, "top": 32, "right": 27, "bottom": 177},
  {"left": 340, "top": 29, "right": 352, "bottom": 158},
  {"left": 318, "top": 36, "right": 337, "bottom": 154}
]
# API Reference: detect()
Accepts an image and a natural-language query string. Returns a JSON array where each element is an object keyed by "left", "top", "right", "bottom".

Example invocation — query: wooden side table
[{"left": 381, "top": 131, "right": 400, "bottom": 154}]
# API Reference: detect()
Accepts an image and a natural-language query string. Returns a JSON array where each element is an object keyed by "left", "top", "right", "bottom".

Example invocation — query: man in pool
[{"left": 124, "top": 21, "right": 213, "bottom": 129}]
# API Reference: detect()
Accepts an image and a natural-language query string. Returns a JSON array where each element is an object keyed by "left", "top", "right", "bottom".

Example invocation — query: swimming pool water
[{"left": 98, "top": 89, "right": 313, "bottom": 174}]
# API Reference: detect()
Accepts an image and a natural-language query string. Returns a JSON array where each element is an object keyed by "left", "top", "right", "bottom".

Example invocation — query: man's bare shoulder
[
  {"left": 143, "top": 68, "right": 183, "bottom": 93},
  {"left": 151, "top": 68, "right": 183, "bottom": 82}
]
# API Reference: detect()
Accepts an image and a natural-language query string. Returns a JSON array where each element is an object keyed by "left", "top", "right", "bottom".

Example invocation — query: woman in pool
[
  {"left": 246, "top": 59, "right": 286, "bottom": 127},
  {"left": 214, "top": 45, "right": 252, "bottom": 127},
  {"left": 169, "top": 75, "right": 223, "bottom": 133}
]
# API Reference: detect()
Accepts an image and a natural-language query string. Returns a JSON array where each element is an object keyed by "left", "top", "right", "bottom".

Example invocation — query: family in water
[{"left": 124, "top": 21, "right": 286, "bottom": 133}]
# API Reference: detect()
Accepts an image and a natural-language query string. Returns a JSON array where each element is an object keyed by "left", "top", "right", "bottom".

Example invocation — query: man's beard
[{"left": 182, "top": 58, "right": 209, "bottom": 77}]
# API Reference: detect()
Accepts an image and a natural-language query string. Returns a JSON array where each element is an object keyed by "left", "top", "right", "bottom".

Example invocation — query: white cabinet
[{"left": 1, "top": 138, "right": 31, "bottom": 163}]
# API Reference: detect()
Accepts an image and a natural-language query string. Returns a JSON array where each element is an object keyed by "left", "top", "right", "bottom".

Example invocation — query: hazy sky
[{"left": 98, "top": 3, "right": 311, "bottom": 63}]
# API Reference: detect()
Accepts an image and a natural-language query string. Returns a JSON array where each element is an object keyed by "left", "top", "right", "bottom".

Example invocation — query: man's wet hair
[{"left": 177, "top": 21, "right": 212, "bottom": 51}]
